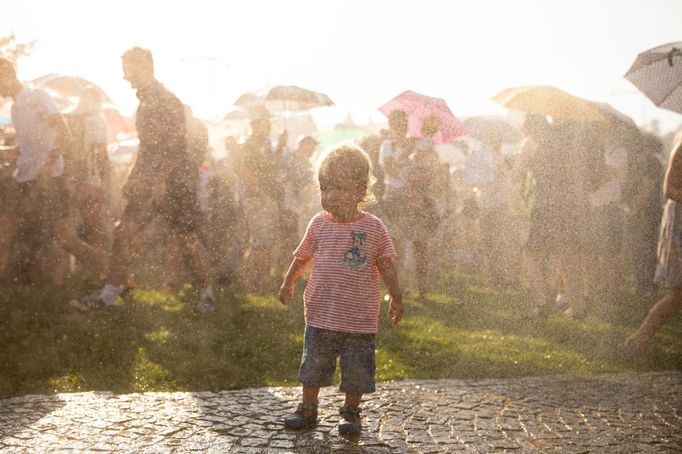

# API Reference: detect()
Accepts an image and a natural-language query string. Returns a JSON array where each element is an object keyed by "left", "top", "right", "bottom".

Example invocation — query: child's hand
[
  {"left": 387, "top": 294, "right": 403, "bottom": 325},
  {"left": 278, "top": 283, "right": 294, "bottom": 306}
]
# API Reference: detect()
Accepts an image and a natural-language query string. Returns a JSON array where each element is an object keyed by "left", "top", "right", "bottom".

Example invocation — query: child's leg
[
  {"left": 339, "top": 392, "right": 364, "bottom": 435},
  {"left": 344, "top": 393, "right": 362, "bottom": 407},
  {"left": 163, "top": 234, "right": 183, "bottom": 291},
  {"left": 302, "top": 386, "right": 320, "bottom": 416}
]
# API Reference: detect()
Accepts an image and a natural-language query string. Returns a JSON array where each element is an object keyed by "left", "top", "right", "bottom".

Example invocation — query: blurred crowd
[{"left": 0, "top": 65, "right": 679, "bottom": 322}]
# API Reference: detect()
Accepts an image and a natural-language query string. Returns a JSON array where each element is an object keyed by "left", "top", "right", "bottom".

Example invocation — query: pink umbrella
[{"left": 379, "top": 90, "right": 465, "bottom": 144}]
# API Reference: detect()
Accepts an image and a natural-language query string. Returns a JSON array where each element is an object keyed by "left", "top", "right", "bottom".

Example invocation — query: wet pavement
[{"left": 0, "top": 371, "right": 680, "bottom": 453}]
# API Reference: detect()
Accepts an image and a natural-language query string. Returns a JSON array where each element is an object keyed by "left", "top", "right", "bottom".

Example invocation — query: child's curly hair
[{"left": 316, "top": 145, "right": 376, "bottom": 208}]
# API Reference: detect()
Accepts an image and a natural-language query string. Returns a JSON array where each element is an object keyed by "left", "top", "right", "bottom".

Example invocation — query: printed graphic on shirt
[{"left": 342, "top": 231, "right": 367, "bottom": 269}]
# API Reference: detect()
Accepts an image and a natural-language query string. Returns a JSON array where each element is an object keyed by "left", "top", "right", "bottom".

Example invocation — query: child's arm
[
  {"left": 278, "top": 258, "right": 310, "bottom": 306},
  {"left": 378, "top": 257, "right": 403, "bottom": 325}
]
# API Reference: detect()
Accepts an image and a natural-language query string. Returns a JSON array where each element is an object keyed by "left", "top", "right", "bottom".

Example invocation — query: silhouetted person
[
  {"left": 379, "top": 109, "right": 412, "bottom": 276},
  {"left": 403, "top": 115, "right": 443, "bottom": 302},
  {"left": 70, "top": 47, "right": 214, "bottom": 312},
  {"left": 623, "top": 132, "right": 664, "bottom": 297},
  {"left": 64, "top": 85, "right": 112, "bottom": 286},
  {"left": 238, "top": 108, "right": 286, "bottom": 293},
  {"left": 0, "top": 57, "right": 105, "bottom": 285}
]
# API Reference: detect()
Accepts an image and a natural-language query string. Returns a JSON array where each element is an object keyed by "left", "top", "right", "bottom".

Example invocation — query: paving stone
[{"left": 1, "top": 372, "right": 681, "bottom": 453}]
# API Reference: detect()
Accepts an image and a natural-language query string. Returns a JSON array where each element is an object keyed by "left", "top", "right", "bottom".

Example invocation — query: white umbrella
[
  {"left": 234, "top": 85, "right": 333, "bottom": 113},
  {"left": 625, "top": 42, "right": 682, "bottom": 114}
]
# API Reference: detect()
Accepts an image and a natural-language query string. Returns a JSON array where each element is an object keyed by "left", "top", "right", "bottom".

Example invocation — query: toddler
[{"left": 278, "top": 145, "right": 403, "bottom": 436}]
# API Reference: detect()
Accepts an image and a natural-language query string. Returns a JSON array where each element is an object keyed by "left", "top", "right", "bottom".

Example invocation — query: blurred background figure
[
  {"left": 623, "top": 132, "right": 664, "bottom": 298},
  {"left": 403, "top": 115, "right": 444, "bottom": 302},
  {"left": 0, "top": 57, "right": 105, "bottom": 287},
  {"left": 162, "top": 104, "right": 211, "bottom": 292},
  {"left": 238, "top": 107, "right": 287, "bottom": 293},
  {"left": 280, "top": 135, "right": 318, "bottom": 249},
  {"left": 379, "top": 109, "right": 412, "bottom": 279},
  {"left": 470, "top": 135, "right": 515, "bottom": 289},
  {"left": 64, "top": 84, "right": 112, "bottom": 286},
  {"left": 516, "top": 115, "right": 590, "bottom": 319}
]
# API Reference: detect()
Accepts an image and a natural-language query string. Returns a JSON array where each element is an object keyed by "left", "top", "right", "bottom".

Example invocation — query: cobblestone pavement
[{"left": 0, "top": 371, "right": 681, "bottom": 453}]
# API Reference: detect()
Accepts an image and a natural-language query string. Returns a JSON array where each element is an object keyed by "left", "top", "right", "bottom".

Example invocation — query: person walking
[
  {"left": 0, "top": 57, "right": 106, "bottom": 285},
  {"left": 624, "top": 138, "right": 682, "bottom": 358},
  {"left": 70, "top": 47, "right": 214, "bottom": 313}
]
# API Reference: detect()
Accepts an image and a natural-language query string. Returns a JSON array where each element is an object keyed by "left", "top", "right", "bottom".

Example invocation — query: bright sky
[{"left": 3, "top": 0, "right": 682, "bottom": 133}]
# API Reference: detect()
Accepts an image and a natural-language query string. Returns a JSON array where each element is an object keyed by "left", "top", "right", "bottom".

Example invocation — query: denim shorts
[{"left": 297, "top": 325, "right": 376, "bottom": 394}]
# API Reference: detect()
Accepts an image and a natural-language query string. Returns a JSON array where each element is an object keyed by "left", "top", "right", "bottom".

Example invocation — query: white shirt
[
  {"left": 379, "top": 139, "right": 408, "bottom": 190},
  {"left": 12, "top": 87, "right": 64, "bottom": 182}
]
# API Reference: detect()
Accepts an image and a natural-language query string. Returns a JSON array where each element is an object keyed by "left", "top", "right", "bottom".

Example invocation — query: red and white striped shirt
[{"left": 294, "top": 211, "right": 397, "bottom": 334}]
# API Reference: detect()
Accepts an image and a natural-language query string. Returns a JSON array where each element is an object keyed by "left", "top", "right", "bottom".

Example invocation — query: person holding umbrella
[{"left": 622, "top": 42, "right": 682, "bottom": 358}]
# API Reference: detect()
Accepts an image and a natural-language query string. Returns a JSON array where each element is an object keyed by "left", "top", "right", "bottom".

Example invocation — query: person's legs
[
  {"left": 182, "top": 233, "right": 211, "bottom": 288},
  {"left": 414, "top": 240, "right": 430, "bottom": 301},
  {"left": 630, "top": 287, "right": 682, "bottom": 346},
  {"left": 53, "top": 216, "right": 106, "bottom": 286},
  {"left": 79, "top": 187, "right": 109, "bottom": 260},
  {"left": 560, "top": 251, "right": 587, "bottom": 318},
  {"left": 180, "top": 232, "right": 214, "bottom": 312},
  {"left": 302, "top": 386, "right": 320, "bottom": 412},
  {"left": 285, "top": 326, "right": 337, "bottom": 429},
  {"left": 343, "top": 393, "right": 362, "bottom": 407},
  {"left": 603, "top": 253, "right": 622, "bottom": 307},
  {"left": 108, "top": 217, "right": 143, "bottom": 287},
  {"left": 0, "top": 214, "right": 20, "bottom": 280},
  {"left": 162, "top": 234, "right": 183, "bottom": 292},
  {"left": 338, "top": 332, "right": 375, "bottom": 435},
  {"left": 525, "top": 250, "right": 549, "bottom": 315},
  {"left": 69, "top": 213, "right": 145, "bottom": 310}
]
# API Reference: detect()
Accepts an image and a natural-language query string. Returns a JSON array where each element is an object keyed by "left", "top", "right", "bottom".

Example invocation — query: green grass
[{"left": 1, "top": 273, "right": 680, "bottom": 398}]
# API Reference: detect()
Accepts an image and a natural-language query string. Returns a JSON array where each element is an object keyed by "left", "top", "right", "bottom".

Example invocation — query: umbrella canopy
[
  {"left": 378, "top": 90, "right": 465, "bottom": 144},
  {"left": 32, "top": 74, "right": 134, "bottom": 137},
  {"left": 592, "top": 102, "right": 639, "bottom": 134},
  {"left": 460, "top": 116, "right": 521, "bottom": 143},
  {"left": 625, "top": 41, "right": 682, "bottom": 114},
  {"left": 31, "top": 74, "right": 113, "bottom": 103},
  {"left": 491, "top": 85, "right": 605, "bottom": 122},
  {"left": 234, "top": 85, "right": 333, "bottom": 113}
]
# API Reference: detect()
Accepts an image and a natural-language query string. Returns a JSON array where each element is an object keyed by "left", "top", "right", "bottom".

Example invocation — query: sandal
[
  {"left": 284, "top": 403, "right": 317, "bottom": 430},
  {"left": 338, "top": 405, "right": 362, "bottom": 436}
]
